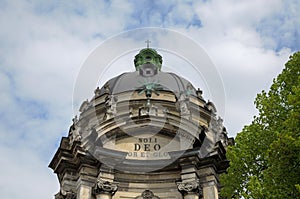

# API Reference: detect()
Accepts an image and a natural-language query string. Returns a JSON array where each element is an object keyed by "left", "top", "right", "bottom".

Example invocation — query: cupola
[{"left": 134, "top": 45, "right": 162, "bottom": 77}]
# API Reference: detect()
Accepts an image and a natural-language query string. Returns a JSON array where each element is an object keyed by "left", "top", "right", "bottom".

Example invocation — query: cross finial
[{"left": 145, "top": 40, "right": 151, "bottom": 48}]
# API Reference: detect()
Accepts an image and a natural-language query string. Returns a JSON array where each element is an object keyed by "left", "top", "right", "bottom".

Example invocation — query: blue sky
[{"left": 0, "top": 0, "right": 299, "bottom": 198}]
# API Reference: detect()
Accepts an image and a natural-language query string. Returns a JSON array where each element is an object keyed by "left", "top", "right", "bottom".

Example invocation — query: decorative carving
[
  {"left": 104, "top": 95, "right": 118, "bottom": 119},
  {"left": 69, "top": 116, "right": 81, "bottom": 145},
  {"left": 196, "top": 88, "right": 203, "bottom": 99},
  {"left": 205, "top": 101, "right": 217, "bottom": 114},
  {"left": 210, "top": 116, "right": 223, "bottom": 134},
  {"left": 65, "top": 192, "right": 76, "bottom": 199},
  {"left": 142, "top": 190, "right": 154, "bottom": 198},
  {"left": 129, "top": 107, "right": 133, "bottom": 118},
  {"left": 135, "top": 189, "right": 160, "bottom": 199},
  {"left": 137, "top": 79, "right": 162, "bottom": 107},
  {"left": 55, "top": 190, "right": 76, "bottom": 199},
  {"left": 55, "top": 193, "right": 64, "bottom": 199},
  {"left": 176, "top": 91, "right": 190, "bottom": 119},
  {"left": 177, "top": 180, "right": 202, "bottom": 196},
  {"left": 139, "top": 105, "right": 158, "bottom": 117},
  {"left": 93, "top": 179, "right": 118, "bottom": 196},
  {"left": 79, "top": 100, "right": 90, "bottom": 113},
  {"left": 216, "top": 125, "right": 229, "bottom": 147},
  {"left": 104, "top": 83, "right": 110, "bottom": 94},
  {"left": 186, "top": 83, "right": 195, "bottom": 96},
  {"left": 94, "top": 87, "right": 101, "bottom": 97},
  {"left": 210, "top": 116, "right": 231, "bottom": 146}
]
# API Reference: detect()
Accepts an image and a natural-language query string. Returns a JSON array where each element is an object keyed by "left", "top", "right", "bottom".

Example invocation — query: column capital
[
  {"left": 55, "top": 191, "right": 76, "bottom": 199},
  {"left": 177, "top": 179, "right": 203, "bottom": 196},
  {"left": 93, "top": 179, "right": 118, "bottom": 196}
]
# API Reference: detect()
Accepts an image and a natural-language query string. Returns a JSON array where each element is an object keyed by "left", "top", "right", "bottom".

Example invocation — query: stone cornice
[{"left": 49, "top": 137, "right": 98, "bottom": 178}]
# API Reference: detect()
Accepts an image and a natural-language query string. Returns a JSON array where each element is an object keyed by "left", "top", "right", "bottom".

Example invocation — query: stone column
[
  {"left": 77, "top": 184, "right": 92, "bottom": 199},
  {"left": 76, "top": 165, "right": 98, "bottom": 199},
  {"left": 198, "top": 167, "right": 219, "bottom": 199},
  {"left": 93, "top": 179, "right": 118, "bottom": 199},
  {"left": 202, "top": 180, "right": 218, "bottom": 199},
  {"left": 177, "top": 179, "right": 203, "bottom": 199}
]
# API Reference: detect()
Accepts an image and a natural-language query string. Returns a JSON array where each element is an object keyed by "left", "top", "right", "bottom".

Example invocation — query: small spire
[{"left": 145, "top": 39, "right": 151, "bottom": 48}]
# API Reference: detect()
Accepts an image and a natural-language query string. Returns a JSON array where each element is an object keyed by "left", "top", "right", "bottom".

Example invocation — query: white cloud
[
  {"left": 0, "top": 146, "right": 59, "bottom": 199},
  {"left": 168, "top": 0, "right": 294, "bottom": 134},
  {"left": 0, "top": 0, "right": 299, "bottom": 198}
]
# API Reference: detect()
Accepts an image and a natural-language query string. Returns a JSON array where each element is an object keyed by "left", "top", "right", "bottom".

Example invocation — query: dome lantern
[{"left": 134, "top": 41, "right": 162, "bottom": 76}]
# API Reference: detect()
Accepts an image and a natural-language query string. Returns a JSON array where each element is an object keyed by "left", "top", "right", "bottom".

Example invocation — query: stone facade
[{"left": 49, "top": 47, "right": 233, "bottom": 199}]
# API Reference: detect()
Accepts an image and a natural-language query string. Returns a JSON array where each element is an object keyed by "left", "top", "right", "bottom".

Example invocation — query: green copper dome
[{"left": 134, "top": 48, "right": 163, "bottom": 71}]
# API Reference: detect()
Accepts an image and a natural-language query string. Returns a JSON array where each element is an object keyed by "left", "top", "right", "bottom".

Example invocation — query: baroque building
[{"left": 49, "top": 46, "right": 234, "bottom": 199}]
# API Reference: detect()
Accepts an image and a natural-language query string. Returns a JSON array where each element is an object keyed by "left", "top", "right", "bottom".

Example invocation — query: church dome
[
  {"left": 74, "top": 47, "right": 231, "bottom": 168},
  {"left": 97, "top": 71, "right": 197, "bottom": 98},
  {"left": 97, "top": 48, "right": 197, "bottom": 98},
  {"left": 49, "top": 45, "right": 233, "bottom": 199}
]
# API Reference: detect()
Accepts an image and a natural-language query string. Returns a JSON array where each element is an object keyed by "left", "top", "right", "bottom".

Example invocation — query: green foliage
[{"left": 220, "top": 52, "right": 300, "bottom": 199}]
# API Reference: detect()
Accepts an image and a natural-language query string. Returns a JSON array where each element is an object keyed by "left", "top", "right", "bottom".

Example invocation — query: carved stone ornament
[
  {"left": 55, "top": 190, "right": 76, "bottom": 199},
  {"left": 65, "top": 192, "right": 76, "bottom": 199},
  {"left": 210, "top": 116, "right": 223, "bottom": 134},
  {"left": 55, "top": 193, "right": 64, "bottom": 199},
  {"left": 177, "top": 180, "right": 202, "bottom": 196},
  {"left": 185, "top": 83, "right": 195, "bottom": 96},
  {"left": 176, "top": 92, "right": 191, "bottom": 119},
  {"left": 94, "top": 87, "right": 101, "bottom": 97},
  {"left": 93, "top": 179, "right": 118, "bottom": 196},
  {"left": 129, "top": 107, "right": 133, "bottom": 118},
  {"left": 139, "top": 105, "right": 158, "bottom": 117},
  {"left": 79, "top": 100, "right": 90, "bottom": 113},
  {"left": 69, "top": 116, "right": 82, "bottom": 145},
  {"left": 104, "top": 95, "right": 118, "bottom": 119},
  {"left": 218, "top": 128, "right": 229, "bottom": 146},
  {"left": 196, "top": 88, "right": 203, "bottom": 99},
  {"left": 104, "top": 83, "right": 110, "bottom": 94},
  {"left": 135, "top": 189, "right": 160, "bottom": 199}
]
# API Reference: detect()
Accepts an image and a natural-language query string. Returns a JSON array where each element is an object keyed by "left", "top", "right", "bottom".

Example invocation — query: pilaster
[
  {"left": 198, "top": 167, "right": 219, "bottom": 199},
  {"left": 76, "top": 165, "right": 98, "bottom": 199},
  {"left": 77, "top": 184, "right": 92, "bottom": 199}
]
